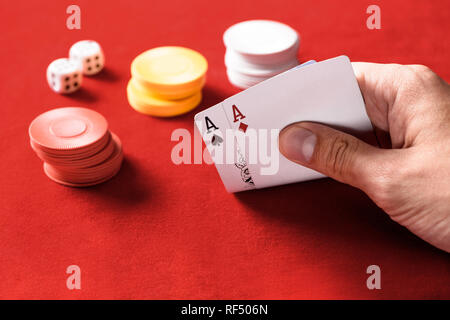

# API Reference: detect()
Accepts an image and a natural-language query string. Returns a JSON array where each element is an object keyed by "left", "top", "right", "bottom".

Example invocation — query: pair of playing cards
[{"left": 194, "top": 56, "right": 375, "bottom": 192}]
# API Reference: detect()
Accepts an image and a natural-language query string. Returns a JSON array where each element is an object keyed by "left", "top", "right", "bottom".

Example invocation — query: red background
[{"left": 1, "top": 0, "right": 449, "bottom": 299}]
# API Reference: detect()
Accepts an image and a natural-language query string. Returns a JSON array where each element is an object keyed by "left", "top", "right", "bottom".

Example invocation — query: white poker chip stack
[{"left": 223, "top": 20, "right": 300, "bottom": 89}]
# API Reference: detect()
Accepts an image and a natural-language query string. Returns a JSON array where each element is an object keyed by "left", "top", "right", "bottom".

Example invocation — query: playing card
[
  {"left": 194, "top": 103, "right": 256, "bottom": 193},
  {"left": 195, "top": 55, "right": 376, "bottom": 192}
]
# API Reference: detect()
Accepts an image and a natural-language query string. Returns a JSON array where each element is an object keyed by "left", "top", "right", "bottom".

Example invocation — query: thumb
[{"left": 279, "top": 122, "right": 389, "bottom": 191}]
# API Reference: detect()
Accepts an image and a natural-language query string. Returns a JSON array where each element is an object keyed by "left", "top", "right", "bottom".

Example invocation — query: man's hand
[{"left": 278, "top": 62, "right": 450, "bottom": 252}]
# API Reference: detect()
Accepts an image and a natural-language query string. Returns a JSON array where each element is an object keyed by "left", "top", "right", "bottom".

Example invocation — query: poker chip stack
[
  {"left": 127, "top": 46, "right": 208, "bottom": 117},
  {"left": 29, "top": 107, "right": 123, "bottom": 187},
  {"left": 223, "top": 20, "right": 300, "bottom": 89}
]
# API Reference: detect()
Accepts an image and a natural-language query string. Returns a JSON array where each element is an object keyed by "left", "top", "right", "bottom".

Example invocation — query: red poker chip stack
[{"left": 29, "top": 107, "right": 123, "bottom": 187}]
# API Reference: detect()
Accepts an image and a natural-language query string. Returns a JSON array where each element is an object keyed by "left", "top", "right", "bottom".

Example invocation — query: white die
[
  {"left": 69, "top": 40, "right": 105, "bottom": 75},
  {"left": 46, "top": 58, "right": 83, "bottom": 94}
]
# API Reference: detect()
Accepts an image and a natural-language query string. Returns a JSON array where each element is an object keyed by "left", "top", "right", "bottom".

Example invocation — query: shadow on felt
[
  {"left": 91, "top": 67, "right": 120, "bottom": 82},
  {"left": 66, "top": 86, "right": 99, "bottom": 103},
  {"left": 197, "top": 85, "right": 228, "bottom": 112},
  {"left": 234, "top": 178, "right": 426, "bottom": 250},
  {"left": 77, "top": 156, "right": 152, "bottom": 207}
]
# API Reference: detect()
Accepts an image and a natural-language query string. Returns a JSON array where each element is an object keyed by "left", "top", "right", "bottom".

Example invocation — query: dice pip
[
  {"left": 69, "top": 40, "right": 105, "bottom": 76},
  {"left": 46, "top": 58, "right": 83, "bottom": 94}
]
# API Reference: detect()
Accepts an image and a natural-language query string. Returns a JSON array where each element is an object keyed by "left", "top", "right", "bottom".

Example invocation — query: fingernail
[{"left": 280, "top": 126, "right": 317, "bottom": 163}]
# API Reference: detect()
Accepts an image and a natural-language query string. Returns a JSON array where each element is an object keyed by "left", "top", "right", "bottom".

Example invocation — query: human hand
[{"left": 278, "top": 62, "right": 450, "bottom": 252}]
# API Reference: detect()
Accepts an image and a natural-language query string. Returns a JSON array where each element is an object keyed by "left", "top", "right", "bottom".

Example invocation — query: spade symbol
[{"left": 211, "top": 134, "right": 223, "bottom": 146}]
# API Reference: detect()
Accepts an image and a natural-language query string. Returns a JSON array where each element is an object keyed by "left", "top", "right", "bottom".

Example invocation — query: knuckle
[
  {"left": 365, "top": 155, "right": 412, "bottom": 210},
  {"left": 408, "top": 64, "right": 433, "bottom": 75},
  {"left": 366, "top": 163, "right": 396, "bottom": 206},
  {"left": 322, "top": 136, "right": 353, "bottom": 177},
  {"left": 404, "top": 64, "right": 437, "bottom": 85},
  {"left": 385, "top": 63, "right": 405, "bottom": 76},
  {"left": 391, "top": 64, "right": 438, "bottom": 101}
]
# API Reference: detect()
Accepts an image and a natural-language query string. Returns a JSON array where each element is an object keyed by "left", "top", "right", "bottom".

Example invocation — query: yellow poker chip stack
[{"left": 127, "top": 46, "right": 208, "bottom": 117}]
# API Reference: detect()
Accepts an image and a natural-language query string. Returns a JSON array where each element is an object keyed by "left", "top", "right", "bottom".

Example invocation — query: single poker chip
[
  {"left": 29, "top": 107, "right": 108, "bottom": 150},
  {"left": 30, "top": 131, "right": 110, "bottom": 159},
  {"left": 131, "top": 46, "right": 207, "bottom": 98},
  {"left": 50, "top": 133, "right": 121, "bottom": 176},
  {"left": 223, "top": 20, "right": 299, "bottom": 57},
  {"left": 225, "top": 49, "right": 299, "bottom": 77},
  {"left": 34, "top": 132, "right": 115, "bottom": 168},
  {"left": 132, "top": 75, "right": 205, "bottom": 100},
  {"left": 127, "top": 79, "right": 202, "bottom": 117},
  {"left": 44, "top": 165, "right": 122, "bottom": 187},
  {"left": 226, "top": 69, "right": 264, "bottom": 89}
]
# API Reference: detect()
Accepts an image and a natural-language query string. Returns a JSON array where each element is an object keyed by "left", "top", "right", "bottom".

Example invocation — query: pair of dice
[{"left": 46, "top": 40, "right": 104, "bottom": 94}]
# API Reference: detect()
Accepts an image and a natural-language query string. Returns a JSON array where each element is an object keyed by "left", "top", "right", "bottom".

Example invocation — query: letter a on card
[
  {"left": 232, "top": 105, "right": 246, "bottom": 122},
  {"left": 205, "top": 116, "right": 219, "bottom": 132}
]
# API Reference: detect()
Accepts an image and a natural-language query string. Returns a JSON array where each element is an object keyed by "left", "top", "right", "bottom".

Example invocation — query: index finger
[{"left": 351, "top": 62, "right": 403, "bottom": 132}]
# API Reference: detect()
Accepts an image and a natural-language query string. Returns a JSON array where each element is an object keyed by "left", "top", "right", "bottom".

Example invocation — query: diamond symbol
[{"left": 238, "top": 122, "right": 248, "bottom": 133}]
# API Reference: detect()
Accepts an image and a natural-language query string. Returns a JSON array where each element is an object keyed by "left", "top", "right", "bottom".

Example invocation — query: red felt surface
[{"left": 0, "top": 0, "right": 449, "bottom": 299}]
